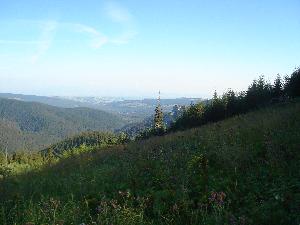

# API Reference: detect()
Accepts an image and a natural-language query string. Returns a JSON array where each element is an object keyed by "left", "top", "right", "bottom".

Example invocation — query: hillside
[
  {"left": 42, "top": 131, "right": 128, "bottom": 156},
  {"left": 1, "top": 101, "right": 299, "bottom": 224},
  {"left": 0, "top": 98, "right": 126, "bottom": 152}
]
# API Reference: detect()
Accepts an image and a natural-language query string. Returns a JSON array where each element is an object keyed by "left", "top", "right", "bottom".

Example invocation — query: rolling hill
[
  {"left": 1, "top": 100, "right": 299, "bottom": 224},
  {"left": 0, "top": 98, "right": 126, "bottom": 152},
  {"left": 0, "top": 93, "right": 202, "bottom": 122}
]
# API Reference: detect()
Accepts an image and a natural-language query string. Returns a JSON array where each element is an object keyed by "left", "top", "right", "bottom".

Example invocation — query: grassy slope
[
  {"left": 0, "top": 98, "right": 126, "bottom": 152},
  {"left": 1, "top": 101, "right": 299, "bottom": 224}
]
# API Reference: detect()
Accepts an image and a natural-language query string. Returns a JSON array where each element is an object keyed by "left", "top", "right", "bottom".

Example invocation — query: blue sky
[{"left": 0, "top": 0, "right": 299, "bottom": 98}]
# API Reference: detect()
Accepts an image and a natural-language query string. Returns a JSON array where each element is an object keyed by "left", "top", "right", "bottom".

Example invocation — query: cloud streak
[
  {"left": 66, "top": 1, "right": 138, "bottom": 47},
  {"left": 62, "top": 2, "right": 138, "bottom": 48},
  {"left": 0, "top": 1, "right": 137, "bottom": 62},
  {"left": 105, "top": 1, "right": 137, "bottom": 44},
  {"left": 105, "top": 1, "right": 133, "bottom": 23},
  {"left": 30, "top": 21, "right": 57, "bottom": 63},
  {"left": 70, "top": 23, "right": 108, "bottom": 48}
]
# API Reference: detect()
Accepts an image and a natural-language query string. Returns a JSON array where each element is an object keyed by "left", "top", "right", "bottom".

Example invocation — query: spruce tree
[
  {"left": 272, "top": 74, "right": 283, "bottom": 98},
  {"left": 154, "top": 91, "right": 164, "bottom": 132}
]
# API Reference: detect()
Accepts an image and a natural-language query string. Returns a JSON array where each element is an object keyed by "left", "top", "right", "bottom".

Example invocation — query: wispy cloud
[
  {"left": 30, "top": 20, "right": 57, "bottom": 63},
  {"left": 0, "top": 1, "right": 137, "bottom": 62},
  {"left": 68, "top": 1, "right": 138, "bottom": 47},
  {"left": 71, "top": 23, "right": 108, "bottom": 48},
  {"left": 105, "top": 1, "right": 137, "bottom": 44},
  {"left": 63, "top": 2, "right": 137, "bottom": 48},
  {"left": 105, "top": 1, "right": 133, "bottom": 23}
]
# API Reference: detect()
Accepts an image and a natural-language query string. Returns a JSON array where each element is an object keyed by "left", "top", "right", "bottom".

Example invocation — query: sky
[{"left": 0, "top": 0, "right": 299, "bottom": 98}]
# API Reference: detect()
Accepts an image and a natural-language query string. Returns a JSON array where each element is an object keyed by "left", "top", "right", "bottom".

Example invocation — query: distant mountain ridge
[
  {"left": 0, "top": 93, "right": 202, "bottom": 122},
  {"left": 0, "top": 97, "right": 126, "bottom": 152},
  {"left": 0, "top": 93, "right": 92, "bottom": 108}
]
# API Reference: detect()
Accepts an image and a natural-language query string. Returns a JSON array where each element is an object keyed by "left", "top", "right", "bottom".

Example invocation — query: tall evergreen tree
[
  {"left": 154, "top": 91, "right": 164, "bottom": 131},
  {"left": 224, "top": 89, "right": 238, "bottom": 116},
  {"left": 213, "top": 90, "right": 218, "bottom": 102},
  {"left": 284, "top": 67, "right": 300, "bottom": 97},
  {"left": 272, "top": 74, "right": 283, "bottom": 98}
]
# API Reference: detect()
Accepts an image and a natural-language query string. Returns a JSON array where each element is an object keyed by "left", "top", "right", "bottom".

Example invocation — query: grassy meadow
[{"left": 1, "top": 101, "right": 300, "bottom": 225}]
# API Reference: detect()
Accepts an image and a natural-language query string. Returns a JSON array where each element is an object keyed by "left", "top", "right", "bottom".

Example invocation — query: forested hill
[
  {"left": 0, "top": 98, "right": 126, "bottom": 152},
  {"left": 41, "top": 131, "right": 128, "bottom": 156}
]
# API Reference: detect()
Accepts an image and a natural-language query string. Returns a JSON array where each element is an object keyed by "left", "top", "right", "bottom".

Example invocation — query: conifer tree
[
  {"left": 213, "top": 90, "right": 218, "bottom": 103},
  {"left": 284, "top": 67, "right": 300, "bottom": 97},
  {"left": 154, "top": 91, "right": 164, "bottom": 131},
  {"left": 272, "top": 74, "right": 283, "bottom": 98}
]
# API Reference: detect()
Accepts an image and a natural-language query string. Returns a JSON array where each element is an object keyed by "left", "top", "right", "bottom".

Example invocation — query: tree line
[
  {"left": 0, "top": 131, "right": 130, "bottom": 174},
  {"left": 42, "top": 131, "right": 129, "bottom": 157},
  {"left": 169, "top": 67, "right": 300, "bottom": 131}
]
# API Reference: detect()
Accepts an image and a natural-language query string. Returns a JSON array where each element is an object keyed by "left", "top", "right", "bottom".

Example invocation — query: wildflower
[{"left": 209, "top": 191, "right": 226, "bottom": 207}]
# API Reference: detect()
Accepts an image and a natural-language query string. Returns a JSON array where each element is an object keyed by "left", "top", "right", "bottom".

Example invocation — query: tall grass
[{"left": 1, "top": 101, "right": 300, "bottom": 225}]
